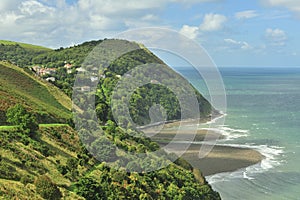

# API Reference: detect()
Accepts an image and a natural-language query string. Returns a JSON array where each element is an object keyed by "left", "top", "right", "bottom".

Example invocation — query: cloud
[
  {"left": 224, "top": 38, "right": 252, "bottom": 50},
  {"left": 199, "top": 13, "right": 227, "bottom": 31},
  {"left": 235, "top": 10, "right": 259, "bottom": 19},
  {"left": 0, "top": 0, "right": 224, "bottom": 48},
  {"left": 0, "top": 0, "right": 173, "bottom": 47},
  {"left": 265, "top": 28, "right": 287, "bottom": 46},
  {"left": 141, "top": 14, "right": 159, "bottom": 21},
  {"left": 172, "top": 0, "right": 221, "bottom": 4},
  {"left": 179, "top": 13, "right": 227, "bottom": 40},
  {"left": 0, "top": 0, "right": 23, "bottom": 11},
  {"left": 262, "top": 0, "right": 300, "bottom": 13},
  {"left": 19, "top": 0, "right": 55, "bottom": 15},
  {"left": 179, "top": 25, "right": 199, "bottom": 39}
]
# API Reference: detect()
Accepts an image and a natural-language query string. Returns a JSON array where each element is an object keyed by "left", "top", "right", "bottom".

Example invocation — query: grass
[
  {"left": 0, "top": 124, "right": 70, "bottom": 131},
  {"left": 0, "top": 40, "right": 51, "bottom": 52},
  {"left": 0, "top": 124, "right": 69, "bottom": 130},
  {"left": 0, "top": 126, "right": 16, "bottom": 131},
  {"left": 0, "top": 61, "right": 71, "bottom": 122},
  {"left": 0, "top": 179, "right": 42, "bottom": 200},
  {"left": 39, "top": 124, "right": 69, "bottom": 127}
]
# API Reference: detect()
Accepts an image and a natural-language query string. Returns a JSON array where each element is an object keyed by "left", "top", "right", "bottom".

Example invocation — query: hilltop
[{"left": 0, "top": 40, "right": 51, "bottom": 51}]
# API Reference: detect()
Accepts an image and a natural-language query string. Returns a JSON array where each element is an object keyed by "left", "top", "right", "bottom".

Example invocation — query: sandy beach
[
  {"left": 181, "top": 144, "right": 263, "bottom": 176},
  {"left": 141, "top": 120, "right": 264, "bottom": 176}
]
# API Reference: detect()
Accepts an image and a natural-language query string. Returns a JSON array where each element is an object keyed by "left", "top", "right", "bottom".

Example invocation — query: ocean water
[{"left": 175, "top": 67, "right": 300, "bottom": 200}]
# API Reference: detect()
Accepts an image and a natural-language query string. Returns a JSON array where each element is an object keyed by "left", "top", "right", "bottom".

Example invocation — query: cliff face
[{"left": 0, "top": 40, "right": 220, "bottom": 199}]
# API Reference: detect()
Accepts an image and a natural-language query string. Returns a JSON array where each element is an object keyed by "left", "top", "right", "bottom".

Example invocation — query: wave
[
  {"left": 204, "top": 112, "right": 227, "bottom": 125},
  {"left": 200, "top": 125, "right": 249, "bottom": 141}
]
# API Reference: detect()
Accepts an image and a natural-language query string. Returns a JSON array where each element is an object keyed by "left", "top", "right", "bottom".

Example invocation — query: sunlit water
[{"left": 175, "top": 67, "right": 300, "bottom": 200}]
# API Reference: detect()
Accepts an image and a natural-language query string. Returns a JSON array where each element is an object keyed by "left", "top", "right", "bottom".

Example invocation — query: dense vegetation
[
  {"left": 6, "top": 104, "right": 38, "bottom": 136},
  {"left": 0, "top": 40, "right": 220, "bottom": 199},
  {"left": 0, "top": 40, "right": 51, "bottom": 67}
]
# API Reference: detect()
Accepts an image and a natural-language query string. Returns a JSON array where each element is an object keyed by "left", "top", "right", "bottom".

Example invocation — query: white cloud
[
  {"left": 179, "top": 25, "right": 199, "bottom": 39},
  {"left": 141, "top": 14, "right": 159, "bottom": 21},
  {"left": 0, "top": 0, "right": 170, "bottom": 47},
  {"left": 265, "top": 28, "right": 287, "bottom": 46},
  {"left": 262, "top": 0, "right": 300, "bottom": 13},
  {"left": 224, "top": 38, "right": 252, "bottom": 50},
  {"left": 19, "top": 0, "right": 54, "bottom": 15},
  {"left": 199, "top": 13, "right": 227, "bottom": 31},
  {"left": 0, "top": 0, "right": 224, "bottom": 47},
  {"left": 179, "top": 13, "right": 227, "bottom": 40},
  {"left": 235, "top": 10, "right": 259, "bottom": 19},
  {"left": 0, "top": 0, "right": 23, "bottom": 11},
  {"left": 0, "top": 12, "right": 22, "bottom": 25},
  {"left": 172, "top": 0, "right": 221, "bottom": 4},
  {"left": 77, "top": 0, "right": 166, "bottom": 15}
]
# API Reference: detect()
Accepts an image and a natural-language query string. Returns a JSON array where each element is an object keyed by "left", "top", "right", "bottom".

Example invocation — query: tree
[
  {"left": 34, "top": 175, "right": 62, "bottom": 200},
  {"left": 75, "top": 177, "right": 105, "bottom": 200},
  {"left": 6, "top": 104, "right": 38, "bottom": 136},
  {"left": 90, "top": 136, "right": 117, "bottom": 162}
]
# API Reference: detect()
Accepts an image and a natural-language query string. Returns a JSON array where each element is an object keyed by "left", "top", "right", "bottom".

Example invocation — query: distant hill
[
  {"left": 0, "top": 61, "right": 71, "bottom": 124},
  {"left": 0, "top": 40, "right": 51, "bottom": 51},
  {"left": 0, "top": 40, "right": 51, "bottom": 68}
]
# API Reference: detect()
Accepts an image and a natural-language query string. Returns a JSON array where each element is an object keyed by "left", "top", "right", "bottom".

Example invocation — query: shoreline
[
  {"left": 137, "top": 111, "right": 223, "bottom": 130},
  {"left": 180, "top": 144, "right": 264, "bottom": 176},
  {"left": 141, "top": 114, "right": 264, "bottom": 177}
]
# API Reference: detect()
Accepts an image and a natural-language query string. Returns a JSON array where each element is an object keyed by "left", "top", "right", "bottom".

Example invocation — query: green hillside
[
  {"left": 0, "top": 40, "right": 51, "bottom": 51},
  {"left": 0, "top": 40, "right": 51, "bottom": 67},
  {"left": 0, "top": 61, "right": 71, "bottom": 124},
  {"left": 0, "top": 40, "right": 220, "bottom": 199}
]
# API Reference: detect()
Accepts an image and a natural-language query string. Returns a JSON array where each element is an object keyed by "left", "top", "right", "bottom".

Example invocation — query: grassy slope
[
  {"left": 0, "top": 61, "right": 71, "bottom": 124},
  {"left": 0, "top": 126, "right": 85, "bottom": 199},
  {"left": 0, "top": 40, "right": 51, "bottom": 52}
]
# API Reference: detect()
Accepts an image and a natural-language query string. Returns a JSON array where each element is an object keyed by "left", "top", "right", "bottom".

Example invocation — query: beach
[
  {"left": 181, "top": 144, "right": 263, "bottom": 176},
  {"left": 141, "top": 119, "right": 264, "bottom": 176}
]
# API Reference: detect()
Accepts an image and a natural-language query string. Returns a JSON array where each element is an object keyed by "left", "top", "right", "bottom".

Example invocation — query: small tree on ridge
[{"left": 6, "top": 104, "right": 38, "bottom": 136}]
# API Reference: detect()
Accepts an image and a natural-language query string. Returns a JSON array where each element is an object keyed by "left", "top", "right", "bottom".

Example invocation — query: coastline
[
  {"left": 141, "top": 115, "right": 264, "bottom": 177},
  {"left": 180, "top": 144, "right": 264, "bottom": 176}
]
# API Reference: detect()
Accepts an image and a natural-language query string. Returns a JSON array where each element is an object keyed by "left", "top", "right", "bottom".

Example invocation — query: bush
[
  {"left": 20, "top": 175, "right": 34, "bottom": 185},
  {"left": 66, "top": 158, "right": 78, "bottom": 171},
  {"left": 0, "top": 162, "right": 20, "bottom": 181},
  {"left": 75, "top": 177, "right": 104, "bottom": 199},
  {"left": 39, "top": 144, "right": 51, "bottom": 157},
  {"left": 35, "top": 175, "right": 62, "bottom": 200},
  {"left": 57, "top": 165, "right": 68, "bottom": 175},
  {"left": 6, "top": 104, "right": 38, "bottom": 136}
]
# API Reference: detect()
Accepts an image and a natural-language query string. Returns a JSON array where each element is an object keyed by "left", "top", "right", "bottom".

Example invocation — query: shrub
[
  {"left": 75, "top": 177, "right": 104, "bottom": 199},
  {"left": 20, "top": 175, "right": 34, "bottom": 185},
  {"left": 34, "top": 175, "right": 62, "bottom": 200},
  {"left": 0, "top": 162, "right": 20, "bottom": 180},
  {"left": 57, "top": 165, "right": 68, "bottom": 175},
  {"left": 6, "top": 104, "right": 38, "bottom": 137}
]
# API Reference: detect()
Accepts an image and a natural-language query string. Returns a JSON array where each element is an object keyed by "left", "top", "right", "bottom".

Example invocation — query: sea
[{"left": 175, "top": 67, "right": 300, "bottom": 200}]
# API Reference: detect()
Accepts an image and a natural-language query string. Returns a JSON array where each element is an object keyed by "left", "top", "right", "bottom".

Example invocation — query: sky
[{"left": 0, "top": 0, "right": 300, "bottom": 67}]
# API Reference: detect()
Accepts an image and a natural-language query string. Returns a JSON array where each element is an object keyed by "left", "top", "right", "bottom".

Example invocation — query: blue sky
[{"left": 0, "top": 0, "right": 299, "bottom": 67}]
